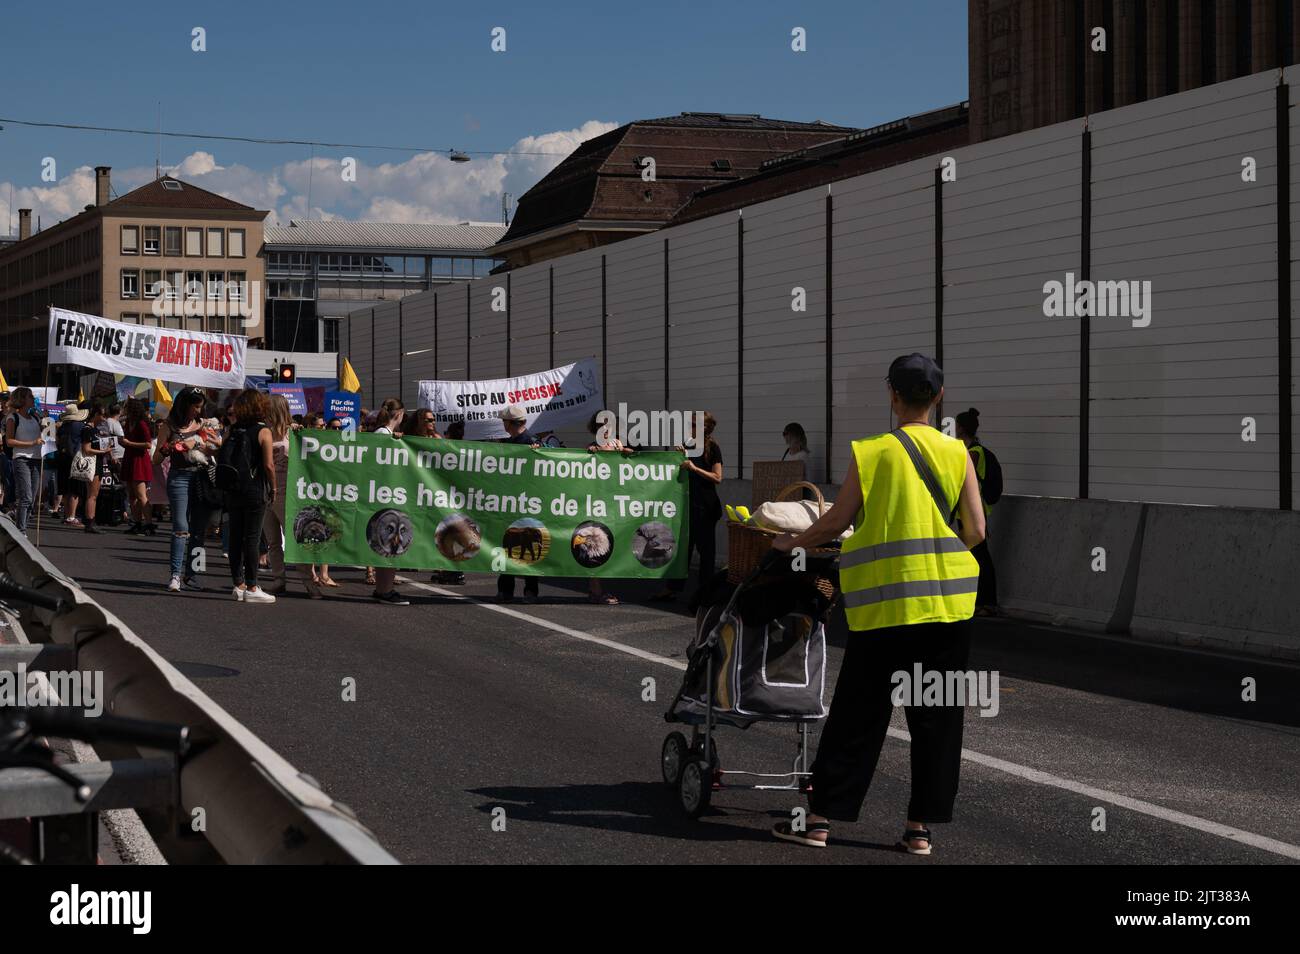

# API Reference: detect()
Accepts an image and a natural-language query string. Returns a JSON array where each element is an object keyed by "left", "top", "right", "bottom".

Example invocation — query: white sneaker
[
  {"left": 232, "top": 586, "right": 245, "bottom": 601},
  {"left": 242, "top": 587, "right": 276, "bottom": 604},
  {"left": 167, "top": 576, "right": 181, "bottom": 592}
]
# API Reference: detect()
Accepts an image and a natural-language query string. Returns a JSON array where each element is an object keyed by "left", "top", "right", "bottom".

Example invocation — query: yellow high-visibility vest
[
  {"left": 839, "top": 425, "right": 979, "bottom": 631},
  {"left": 970, "top": 443, "right": 991, "bottom": 517}
]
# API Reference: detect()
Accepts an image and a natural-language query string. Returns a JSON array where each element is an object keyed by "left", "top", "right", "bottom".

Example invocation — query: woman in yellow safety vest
[{"left": 770, "top": 353, "right": 985, "bottom": 856}]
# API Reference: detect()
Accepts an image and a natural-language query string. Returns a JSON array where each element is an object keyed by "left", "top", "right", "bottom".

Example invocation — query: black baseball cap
[{"left": 887, "top": 353, "right": 944, "bottom": 402}]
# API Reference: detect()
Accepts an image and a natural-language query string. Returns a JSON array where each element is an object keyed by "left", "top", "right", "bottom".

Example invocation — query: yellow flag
[
  {"left": 152, "top": 379, "right": 173, "bottom": 409},
  {"left": 0, "top": 365, "right": 8, "bottom": 392},
  {"left": 340, "top": 357, "right": 361, "bottom": 393}
]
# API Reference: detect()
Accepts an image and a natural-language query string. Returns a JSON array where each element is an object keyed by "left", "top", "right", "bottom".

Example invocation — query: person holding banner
[
  {"left": 495, "top": 404, "right": 541, "bottom": 604},
  {"left": 368, "top": 401, "right": 410, "bottom": 604},
  {"left": 262, "top": 395, "right": 323, "bottom": 599},
  {"left": 120, "top": 398, "right": 156, "bottom": 536},
  {"left": 3, "top": 388, "right": 44, "bottom": 534},
  {"left": 653, "top": 412, "right": 724, "bottom": 604}
]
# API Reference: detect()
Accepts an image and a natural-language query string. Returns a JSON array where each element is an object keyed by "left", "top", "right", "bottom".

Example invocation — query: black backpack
[
  {"left": 215, "top": 423, "right": 265, "bottom": 502},
  {"left": 978, "top": 443, "right": 1004, "bottom": 505}
]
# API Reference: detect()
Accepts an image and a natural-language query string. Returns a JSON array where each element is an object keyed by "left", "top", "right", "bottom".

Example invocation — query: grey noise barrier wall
[
  {"left": 0, "top": 518, "right": 399, "bottom": 864},
  {"left": 349, "top": 68, "right": 1300, "bottom": 660}
]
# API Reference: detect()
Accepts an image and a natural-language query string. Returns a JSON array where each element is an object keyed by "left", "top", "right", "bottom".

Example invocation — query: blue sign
[
  {"left": 270, "top": 384, "right": 308, "bottom": 417},
  {"left": 324, "top": 390, "right": 360, "bottom": 427}
]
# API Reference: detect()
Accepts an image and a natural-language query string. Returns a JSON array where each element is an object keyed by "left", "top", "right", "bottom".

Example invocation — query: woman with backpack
[
  {"left": 119, "top": 398, "right": 156, "bottom": 536},
  {"left": 220, "top": 388, "right": 276, "bottom": 603},
  {"left": 154, "top": 388, "right": 208, "bottom": 592},
  {"left": 955, "top": 408, "right": 1000, "bottom": 616}
]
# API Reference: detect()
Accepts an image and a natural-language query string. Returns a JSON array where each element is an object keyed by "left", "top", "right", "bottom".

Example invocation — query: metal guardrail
[{"left": 0, "top": 516, "right": 399, "bottom": 864}]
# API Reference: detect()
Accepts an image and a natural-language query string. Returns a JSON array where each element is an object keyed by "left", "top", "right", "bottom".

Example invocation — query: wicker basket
[
  {"left": 727, "top": 481, "right": 837, "bottom": 598},
  {"left": 751, "top": 460, "right": 807, "bottom": 507}
]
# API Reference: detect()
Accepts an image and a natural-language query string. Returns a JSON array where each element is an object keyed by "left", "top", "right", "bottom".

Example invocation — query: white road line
[{"left": 398, "top": 578, "right": 1300, "bottom": 861}]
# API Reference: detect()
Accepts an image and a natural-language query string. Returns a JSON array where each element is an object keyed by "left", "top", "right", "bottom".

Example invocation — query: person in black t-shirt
[{"left": 654, "top": 411, "right": 724, "bottom": 602}]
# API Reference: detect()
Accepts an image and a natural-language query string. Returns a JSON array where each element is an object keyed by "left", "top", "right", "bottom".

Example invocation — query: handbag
[
  {"left": 70, "top": 450, "right": 96, "bottom": 482},
  {"left": 891, "top": 428, "right": 958, "bottom": 528}
]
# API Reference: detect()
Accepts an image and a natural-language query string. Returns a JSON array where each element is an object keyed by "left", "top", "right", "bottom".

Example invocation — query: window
[
  {"left": 185, "top": 270, "right": 204, "bottom": 299},
  {"left": 207, "top": 271, "right": 225, "bottom": 300},
  {"left": 207, "top": 228, "right": 224, "bottom": 257},
  {"left": 229, "top": 229, "right": 245, "bottom": 257},
  {"left": 474, "top": 258, "right": 495, "bottom": 277},
  {"left": 121, "top": 313, "right": 141, "bottom": 324},
  {"left": 453, "top": 258, "right": 474, "bottom": 277},
  {"left": 143, "top": 269, "right": 162, "bottom": 299},
  {"left": 121, "top": 226, "right": 139, "bottom": 255},
  {"left": 164, "top": 226, "right": 182, "bottom": 256},
  {"left": 185, "top": 227, "right": 203, "bottom": 256},
  {"left": 407, "top": 256, "right": 426, "bottom": 276},
  {"left": 228, "top": 271, "right": 246, "bottom": 303},
  {"left": 383, "top": 256, "right": 404, "bottom": 274},
  {"left": 430, "top": 257, "right": 452, "bottom": 276},
  {"left": 167, "top": 270, "right": 184, "bottom": 300},
  {"left": 143, "top": 226, "right": 161, "bottom": 255},
  {"left": 121, "top": 269, "right": 140, "bottom": 299}
]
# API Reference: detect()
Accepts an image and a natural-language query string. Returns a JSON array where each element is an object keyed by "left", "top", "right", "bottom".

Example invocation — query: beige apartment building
[{"left": 0, "top": 166, "right": 267, "bottom": 384}]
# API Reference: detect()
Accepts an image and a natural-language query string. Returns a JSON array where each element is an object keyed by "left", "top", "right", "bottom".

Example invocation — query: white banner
[
  {"left": 418, "top": 357, "right": 603, "bottom": 439},
  {"left": 47, "top": 307, "right": 247, "bottom": 390}
]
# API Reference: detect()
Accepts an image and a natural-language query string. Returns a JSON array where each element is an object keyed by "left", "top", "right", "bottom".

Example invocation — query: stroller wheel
[
  {"left": 678, "top": 760, "right": 713, "bottom": 818},
  {"left": 661, "top": 732, "right": 689, "bottom": 787}
]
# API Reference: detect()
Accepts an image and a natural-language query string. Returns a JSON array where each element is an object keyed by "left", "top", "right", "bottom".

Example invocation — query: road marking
[{"left": 398, "top": 578, "right": 1300, "bottom": 861}]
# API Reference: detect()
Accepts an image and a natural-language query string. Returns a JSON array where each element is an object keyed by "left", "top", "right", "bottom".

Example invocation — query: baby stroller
[{"left": 661, "top": 550, "right": 836, "bottom": 817}]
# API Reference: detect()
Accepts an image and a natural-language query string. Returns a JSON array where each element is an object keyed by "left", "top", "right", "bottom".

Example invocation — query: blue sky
[{"left": 1, "top": 0, "right": 968, "bottom": 232}]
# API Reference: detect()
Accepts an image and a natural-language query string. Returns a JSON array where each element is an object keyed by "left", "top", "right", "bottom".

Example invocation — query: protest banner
[
  {"left": 270, "top": 384, "right": 308, "bottom": 416},
  {"left": 323, "top": 391, "right": 360, "bottom": 426},
  {"left": 284, "top": 430, "right": 687, "bottom": 578},
  {"left": 47, "top": 307, "right": 246, "bottom": 390},
  {"left": 417, "top": 357, "right": 602, "bottom": 440}
]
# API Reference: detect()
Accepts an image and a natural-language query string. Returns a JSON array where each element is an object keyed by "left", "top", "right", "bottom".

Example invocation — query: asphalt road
[{"left": 29, "top": 520, "right": 1300, "bottom": 865}]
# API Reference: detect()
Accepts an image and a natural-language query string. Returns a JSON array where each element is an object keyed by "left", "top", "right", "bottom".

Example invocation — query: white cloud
[{"left": 2, "top": 119, "right": 619, "bottom": 234}]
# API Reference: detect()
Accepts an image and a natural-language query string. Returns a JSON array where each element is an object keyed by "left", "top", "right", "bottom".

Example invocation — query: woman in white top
[
  {"left": 262, "top": 394, "right": 322, "bottom": 599},
  {"left": 782, "top": 422, "right": 810, "bottom": 464},
  {"left": 4, "top": 388, "right": 45, "bottom": 533}
]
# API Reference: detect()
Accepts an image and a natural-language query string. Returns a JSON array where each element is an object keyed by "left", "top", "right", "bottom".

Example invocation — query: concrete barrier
[
  {"left": 1130, "top": 505, "right": 1300, "bottom": 659},
  {"left": 986, "top": 495, "right": 1146, "bottom": 631}
]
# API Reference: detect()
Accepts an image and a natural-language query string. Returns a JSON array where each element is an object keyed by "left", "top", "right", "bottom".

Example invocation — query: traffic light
[{"left": 278, "top": 363, "right": 296, "bottom": 384}]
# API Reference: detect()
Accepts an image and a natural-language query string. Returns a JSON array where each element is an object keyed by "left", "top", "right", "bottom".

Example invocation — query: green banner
[{"left": 284, "top": 430, "right": 689, "bottom": 578}]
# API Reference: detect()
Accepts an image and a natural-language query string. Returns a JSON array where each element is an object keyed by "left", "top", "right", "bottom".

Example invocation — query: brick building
[
  {"left": 970, "top": 0, "right": 1300, "bottom": 143},
  {"left": 488, "top": 113, "right": 857, "bottom": 268}
]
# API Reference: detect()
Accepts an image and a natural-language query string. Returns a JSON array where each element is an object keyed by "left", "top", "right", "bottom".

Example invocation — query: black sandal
[
  {"left": 772, "top": 819, "right": 830, "bottom": 848},
  {"left": 898, "top": 827, "right": 933, "bottom": 855}
]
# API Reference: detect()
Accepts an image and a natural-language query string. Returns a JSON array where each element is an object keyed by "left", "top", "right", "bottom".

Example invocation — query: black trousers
[
  {"left": 809, "top": 619, "right": 973, "bottom": 824},
  {"left": 496, "top": 573, "right": 538, "bottom": 597},
  {"left": 227, "top": 503, "right": 267, "bottom": 587},
  {"left": 972, "top": 539, "right": 997, "bottom": 607},
  {"left": 669, "top": 507, "right": 718, "bottom": 594}
]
